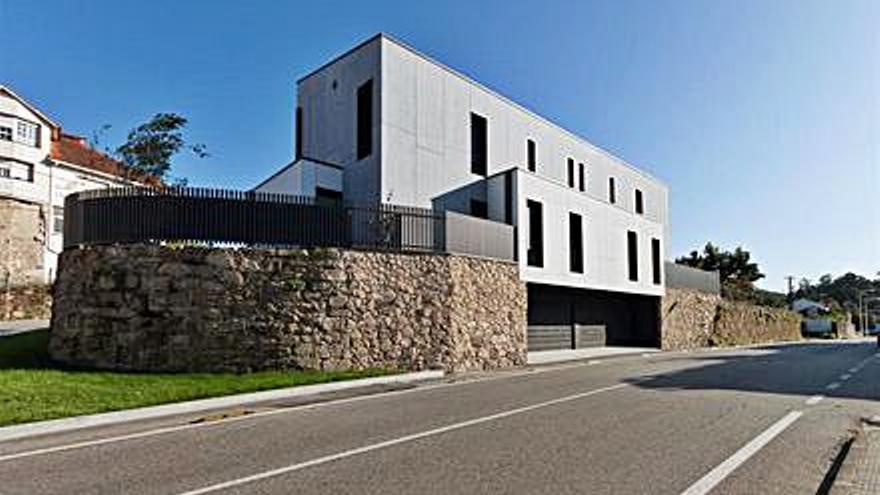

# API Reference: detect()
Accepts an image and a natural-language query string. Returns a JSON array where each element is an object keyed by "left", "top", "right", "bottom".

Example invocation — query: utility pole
[{"left": 785, "top": 276, "right": 795, "bottom": 302}]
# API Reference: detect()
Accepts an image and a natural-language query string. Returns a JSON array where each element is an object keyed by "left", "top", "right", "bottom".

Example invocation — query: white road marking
[
  {"left": 826, "top": 382, "right": 841, "bottom": 391},
  {"left": 587, "top": 360, "right": 602, "bottom": 365},
  {"left": 175, "top": 383, "right": 629, "bottom": 495},
  {"left": 848, "top": 367, "right": 859, "bottom": 373},
  {"left": 0, "top": 359, "right": 627, "bottom": 462},
  {"left": 805, "top": 395, "right": 824, "bottom": 406},
  {"left": 840, "top": 374, "right": 851, "bottom": 381},
  {"left": 680, "top": 411, "right": 804, "bottom": 495}
]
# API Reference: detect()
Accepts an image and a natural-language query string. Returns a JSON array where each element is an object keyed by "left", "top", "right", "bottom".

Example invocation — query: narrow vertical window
[
  {"left": 578, "top": 163, "right": 585, "bottom": 192},
  {"left": 567, "top": 158, "right": 575, "bottom": 187},
  {"left": 652, "top": 238, "right": 661, "bottom": 285},
  {"left": 526, "top": 199, "right": 544, "bottom": 267},
  {"left": 608, "top": 177, "right": 616, "bottom": 204},
  {"left": 569, "top": 212, "right": 584, "bottom": 273},
  {"left": 356, "top": 80, "right": 373, "bottom": 160},
  {"left": 635, "top": 189, "right": 644, "bottom": 214},
  {"left": 527, "top": 139, "right": 536, "bottom": 172},
  {"left": 627, "top": 231, "right": 638, "bottom": 281},
  {"left": 470, "top": 113, "right": 488, "bottom": 176},
  {"left": 295, "top": 107, "right": 303, "bottom": 159}
]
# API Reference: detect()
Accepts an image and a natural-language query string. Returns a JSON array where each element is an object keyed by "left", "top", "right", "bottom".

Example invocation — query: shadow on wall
[{"left": 626, "top": 341, "right": 879, "bottom": 402}]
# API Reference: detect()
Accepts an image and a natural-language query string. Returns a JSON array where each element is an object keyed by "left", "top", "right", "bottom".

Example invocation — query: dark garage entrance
[{"left": 526, "top": 283, "right": 660, "bottom": 351}]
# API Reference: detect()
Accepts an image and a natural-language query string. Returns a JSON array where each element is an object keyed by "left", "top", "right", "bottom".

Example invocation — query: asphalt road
[{"left": 1, "top": 340, "right": 878, "bottom": 494}]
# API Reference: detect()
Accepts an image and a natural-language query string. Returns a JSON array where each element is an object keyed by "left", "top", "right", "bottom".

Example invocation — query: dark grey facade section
[
  {"left": 444, "top": 211, "right": 514, "bottom": 261},
  {"left": 664, "top": 262, "right": 721, "bottom": 295}
]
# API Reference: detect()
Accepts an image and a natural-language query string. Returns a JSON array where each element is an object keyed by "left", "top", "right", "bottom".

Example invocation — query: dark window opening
[
  {"left": 470, "top": 113, "right": 488, "bottom": 176},
  {"left": 578, "top": 163, "right": 585, "bottom": 192},
  {"left": 652, "top": 238, "right": 661, "bottom": 285},
  {"left": 295, "top": 107, "right": 303, "bottom": 159},
  {"left": 567, "top": 158, "right": 575, "bottom": 187},
  {"left": 627, "top": 231, "right": 638, "bottom": 282},
  {"left": 503, "top": 172, "right": 513, "bottom": 225},
  {"left": 569, "top": 212, "right": 584, "bottom": 273},
  {"left": 609, "top": 177, "right": 616, "bottom": 204},
  {"left": 635, "top": 189, "right": 644, "bottom": 214},
  {"left": 356, "top": 80, "right": 373, "bottom": 160},
  {"left": 470, "top": 199, "right": 488, "bottom": 219},
  {"left": 527, "top": 199, "right": 543, "bottom": 267},
  {"left": 315, "top": 187, "right": 343, "bottom": 206},
  {"left": 527, "top": 139, "right": 536, "bottom": 172}
]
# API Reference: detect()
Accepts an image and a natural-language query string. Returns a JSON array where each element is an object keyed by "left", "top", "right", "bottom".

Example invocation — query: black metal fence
[{"left": 63, "top": 187, "right": 445, "bottom": 252}]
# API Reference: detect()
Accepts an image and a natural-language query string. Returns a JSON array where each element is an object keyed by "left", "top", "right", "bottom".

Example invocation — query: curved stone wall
[{"left": 50, "top": 245, "right": 526, "bottom": 373}]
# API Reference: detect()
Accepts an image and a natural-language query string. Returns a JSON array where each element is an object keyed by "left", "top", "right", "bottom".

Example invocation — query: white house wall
[
  {"left": 256, "top": 163, "right": 303, "bottom": 195},
  {"left": 297, "top": 38, "right": 382, "bottom": 205},
  {"left": 515, "top": 170, "right": 665, "bottom": 297},
  {"left": 378, "top": 36, "right": 668, "bottom": 229}
]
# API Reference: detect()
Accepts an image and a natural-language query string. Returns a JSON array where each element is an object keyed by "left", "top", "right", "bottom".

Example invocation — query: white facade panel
[{"left": 259, "top": 34, "right": 670, "bottom": 297}]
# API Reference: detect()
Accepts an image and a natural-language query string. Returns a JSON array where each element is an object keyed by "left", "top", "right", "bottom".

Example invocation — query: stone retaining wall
[
  {"left": 50, "top": 245, "right": 526, "bottom": 373},
  {"left": 661, "top": 287, "right": 801, "bottom": 350},
  {"left": 1, "top": 284, "right": 52, "bottom": 321}
]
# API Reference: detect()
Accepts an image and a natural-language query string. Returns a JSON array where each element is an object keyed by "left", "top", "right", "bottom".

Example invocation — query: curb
[{"left": 0, "top": 370, "right": 444, "bottom": 443}]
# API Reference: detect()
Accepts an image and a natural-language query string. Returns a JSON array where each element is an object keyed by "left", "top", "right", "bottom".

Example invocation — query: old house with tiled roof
[{"left": 0, "top": 84, "right": 145, "bottom": 290}]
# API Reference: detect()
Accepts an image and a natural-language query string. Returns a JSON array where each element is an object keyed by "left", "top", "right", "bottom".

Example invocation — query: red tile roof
[{"left": 50, "top": 133, "right": 156, "bottom": 185}]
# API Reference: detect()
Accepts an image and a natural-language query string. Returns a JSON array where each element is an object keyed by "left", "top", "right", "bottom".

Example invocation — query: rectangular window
[
  {"left": 578, "top": 163, "right": 585, "bottom": 192},
  {"left": 567, "top": 158, "right": 575, "bottom": 187},
  {"left": 470, "top": 199, "right": 488, "bottom": 219},
  {"left": 635, "top": 189, "right": 644, "bottom": 214},
  {"left": 52, "top": 206, "right": 64, "bottom": 234},
  {"left": 608, "top": 177, "right": 616, "bottom": 204},
  {"left": 0, "top": 160, "right": 33, "bottom": 182},
  {"left": 526, "top": 139, "right": 536, "bottom": 172},
  {"left": 569, "top": 212, "right": 584, "bottom": 273},
  {"left": 627, "top": 231, "right": 638, "bottom": 282},
  {"left": 0, "top": 126, "right": 11, "bottom": 141},
  {"left": 356, "top": 80, "right": 373, "bottom": 160},
  {"left": 470, "top": 113, "right": 488, "bottom": 176},
  {"left": 15, "top": 121, "right": 39, "bottom": 147},
  {"left": 526, "top": 199, "right": 543, "bottom": 267},
  {"left": 652, "top": 238, "right": 661, "bottom": 285},
  {"left": 295, "top": 107, "right": 303, "bottom": 159}
]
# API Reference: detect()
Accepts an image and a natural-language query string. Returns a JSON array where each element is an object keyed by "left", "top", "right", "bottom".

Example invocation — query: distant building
[{"left": 0, "top": 85, "right": 143, "bottom": 286}]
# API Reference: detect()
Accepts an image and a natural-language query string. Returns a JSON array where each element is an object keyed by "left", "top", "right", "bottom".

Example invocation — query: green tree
[
  {"left": 676, "top": 242, "right": 765, "bottom": 299},
  {"left": 95, "top": 113, "right": 208, "bottom": 185}
]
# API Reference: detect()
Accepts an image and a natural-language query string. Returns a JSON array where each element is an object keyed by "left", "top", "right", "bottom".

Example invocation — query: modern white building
[
  {"left": 256, "top": 34, "right": 670, "bottom": 349},
  {"left": 0, "top": 85, "right": 140, "bottom": 286}
]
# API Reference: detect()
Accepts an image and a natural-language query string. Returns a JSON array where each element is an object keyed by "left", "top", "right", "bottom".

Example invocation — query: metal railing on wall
[
  {"left": 63, "top": 187, "right": 445, "bottom": 253},
  {"left": 664, "top": 261, "right": 721, "bottom": 295}
]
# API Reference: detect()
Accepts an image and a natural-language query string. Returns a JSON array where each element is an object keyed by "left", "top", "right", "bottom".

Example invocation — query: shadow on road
[{"left": 625, "top": 341, "right": 879, "bottom": 402}]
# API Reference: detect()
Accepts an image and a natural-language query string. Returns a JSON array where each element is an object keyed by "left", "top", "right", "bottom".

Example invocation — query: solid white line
[
  {"left": 805, "top": 395, "right": 824, "bottom": 406},
  {"left": 826, "top": 382, "right": 841, "bottom": 390},
  {"left": 175, "top": 383, "right": 629, "bottom": 495},
  {"left": 0, "top": 371, "right": 444, "bottom": 444},
  {"left": 680, "top": 411, "right": 803, "bottom": 495},
  {"left": 0, "top": 358, "right": 625, "bottom": 462}
]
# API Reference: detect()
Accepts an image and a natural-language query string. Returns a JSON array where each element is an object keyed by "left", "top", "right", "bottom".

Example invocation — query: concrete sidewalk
[
  {"left": 527, "top": 346, "right": 658, "bottom": 365},
  {"left": 0, "top": 319, "right": 49, "bottom": 337},
  {"left": 831, "top": 420, "right": 880, "bottom": 494}
]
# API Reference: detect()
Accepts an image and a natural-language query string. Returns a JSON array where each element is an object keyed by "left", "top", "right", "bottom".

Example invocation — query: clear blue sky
[{"left": 4, "top": 0, "right": 878, "bottom": 291}]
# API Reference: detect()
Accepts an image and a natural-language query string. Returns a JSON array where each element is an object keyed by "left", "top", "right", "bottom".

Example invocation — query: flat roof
[{"left": 297, "top": 33, "right": 667, "bottom": 187}]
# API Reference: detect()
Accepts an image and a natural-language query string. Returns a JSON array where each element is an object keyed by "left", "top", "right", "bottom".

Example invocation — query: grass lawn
[{"left": 0, "top": 330, "right": 392, "bottom": 427}]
